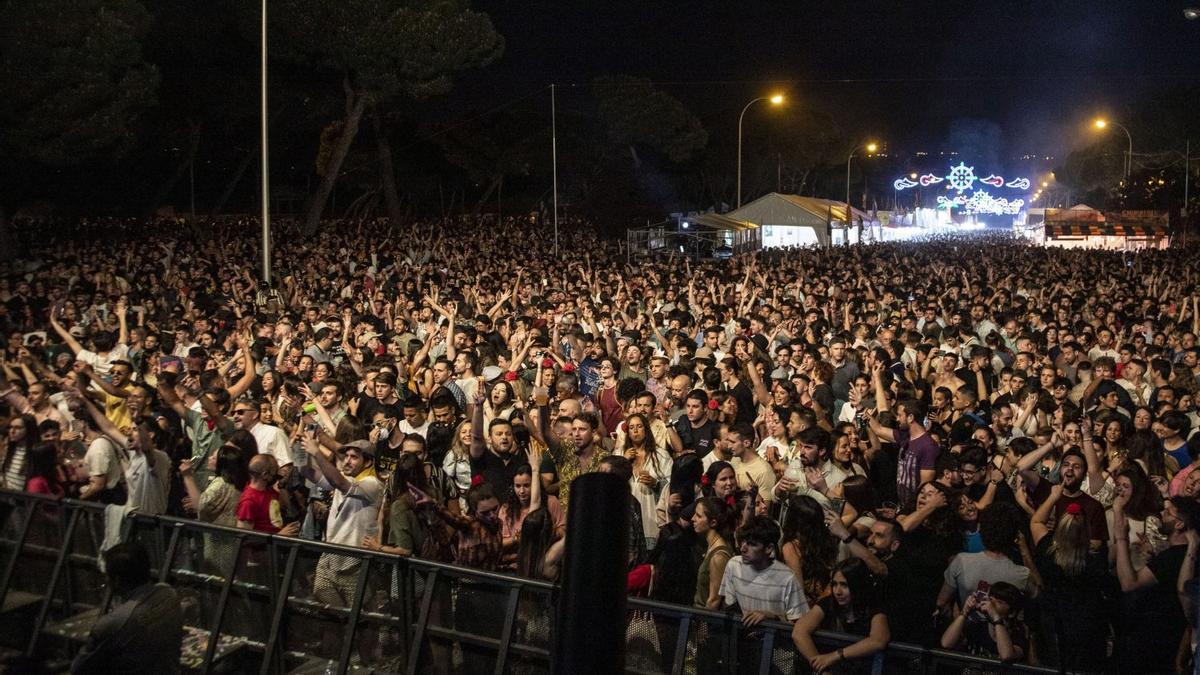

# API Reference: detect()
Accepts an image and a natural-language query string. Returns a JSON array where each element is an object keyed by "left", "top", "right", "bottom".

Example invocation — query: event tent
[{"left": 726, "top": 193, "right": 869, "bottom": 248}]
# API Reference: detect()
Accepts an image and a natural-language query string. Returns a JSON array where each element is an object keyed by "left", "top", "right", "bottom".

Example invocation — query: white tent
[{"left": 726, "top": 193, "right": 868, "bottom": 248}]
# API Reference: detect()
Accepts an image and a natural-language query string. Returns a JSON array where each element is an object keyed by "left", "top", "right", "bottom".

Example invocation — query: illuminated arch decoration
[
  {"left": 945, "top": 163, "right": 977, "bottom": 192},
  {"left": 935, "top": 190, "right": 1025, "bottom": 215},
  {"left": 893, "top": 164, "right": 1031, "bottom": 194}
]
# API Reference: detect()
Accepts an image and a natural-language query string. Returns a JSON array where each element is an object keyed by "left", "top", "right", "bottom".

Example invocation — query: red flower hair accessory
[
  {"left": 700, "top": 475, "right": 710, "bottom": 486},
  {"left": 1064, "top": 502, "right": 1082, "bottom": 516},
  {"left": 707, "top": 399, "right": 719, "bottom": 410},
  {"left": 504, "top": 371, "right": 518, "bottom": 382},
  {"left": 471, "top": 475, "right": 485, "bottom": 488},
  {"left": 541, "top": 357, "right": 554, "bottom": 369},
  {"left": 562, "top": 363, "right": 576, "bottom": 373}
]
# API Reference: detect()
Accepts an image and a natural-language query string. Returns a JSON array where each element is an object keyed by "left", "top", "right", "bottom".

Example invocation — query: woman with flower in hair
[{"left": 1028, "top": 483, "right": 1109, "bottom": 672}]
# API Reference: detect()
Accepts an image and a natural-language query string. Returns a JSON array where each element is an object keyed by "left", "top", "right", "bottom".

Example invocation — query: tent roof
[
  {"left": 726, "top": 193, "right": 868, "bottom": 227},
  {"left": 687, "top": 213, "right": 758, "bottom": 231}
]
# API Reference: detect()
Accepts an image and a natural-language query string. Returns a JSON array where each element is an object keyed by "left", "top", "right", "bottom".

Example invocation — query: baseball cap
[{"left": 338, "top": 439, "right": 375, "bottom": 456}]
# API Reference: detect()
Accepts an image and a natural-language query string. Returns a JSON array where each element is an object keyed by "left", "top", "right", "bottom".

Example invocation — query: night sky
[{"left": 458, "top": 1, "right": 1200, "bottom": 169}]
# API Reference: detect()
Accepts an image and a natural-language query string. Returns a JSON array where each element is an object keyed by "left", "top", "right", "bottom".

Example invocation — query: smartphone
[{"left": 159, "top": 356, "right": 183, "bottom": 370}]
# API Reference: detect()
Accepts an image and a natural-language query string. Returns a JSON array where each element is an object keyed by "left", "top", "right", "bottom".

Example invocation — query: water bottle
[{"left": 783, "top": 457, "right": 804, "bottom": 486}]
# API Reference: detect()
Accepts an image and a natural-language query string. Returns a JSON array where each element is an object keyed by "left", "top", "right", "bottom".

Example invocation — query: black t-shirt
[
  {"left": 965, "top": 479, "right": 1015, "bottom": 507},
  {"left": 470, "top": 450, "right": 524, "bottom": 498},
  {"left": 881, "top": 551, "right": 936, "bottom": 646},
  {"left": 730, "top": 381, "right": 756, "bottom": 427},
  {"left": 1119, "top": 544, "right": 1193, "bottom": 673},
  {"left": 357, "top": 397, "right": 404, "bottom": 425},
  {"left": 674, "top": 417, "right": 717, "bottom": 457},
  {"left": 1032, "top": 536, "right": 1111, "bottom": 672}
]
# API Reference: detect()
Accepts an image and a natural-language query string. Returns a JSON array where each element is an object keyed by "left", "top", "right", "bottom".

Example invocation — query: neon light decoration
[
  {"left": 946, "top": 163, "right": 977, "bottom": 192},
  {"left": 936, "top": 190, "right": 1025, "bottom": 215},
  {"left": 894, "top": 164, "right": 1030, "bottom": 193}
]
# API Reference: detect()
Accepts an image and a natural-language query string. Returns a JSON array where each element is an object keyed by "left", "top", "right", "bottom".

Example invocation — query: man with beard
[
  {"left": 771, "top": 427, "right": 833, "bottom": 507},
  {"left": 536, "top": 408, "right": 608, "bottom": 511},
  {"left": 424, "top": 393, "right": 461, "bottom": 466},
  {"left": 1114, "top": 494, "right": 1200, "bottom": 674},
  {"left": 468, "top": 388, "right": 523, "bottom": 494},
  {"left": 1031, "top": 448, "right": 1107, "bottom": 550}
]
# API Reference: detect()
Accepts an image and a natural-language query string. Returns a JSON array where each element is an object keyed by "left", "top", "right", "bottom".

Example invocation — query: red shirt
[{"left": 237, "top": 484, "right": 284, "bottom": 533}]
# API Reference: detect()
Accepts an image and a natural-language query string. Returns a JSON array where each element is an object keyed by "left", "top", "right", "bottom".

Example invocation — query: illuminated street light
[
  {"left": 1093, "top": 118, "right": 1133, "bottom": 177},
  {"left": 846, "top": 140, "right": 880, "bottom": 223},
  {"left": 736, "top": 93, "right": 785, "bottom": 207},
  {"left": 1041, "top": 181, "right": 1049, "bottom": 188}
]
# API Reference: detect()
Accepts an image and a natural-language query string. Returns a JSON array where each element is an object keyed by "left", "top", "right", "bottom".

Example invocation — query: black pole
[{"left": 552, "top": 472, "right": 630, "bottom": 675}]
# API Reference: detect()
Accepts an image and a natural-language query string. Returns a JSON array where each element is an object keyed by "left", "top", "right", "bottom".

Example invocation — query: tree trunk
[
  {"left": 473, "top": 176, "right": 502, "bottom": 214},
  {"left": 303, "top": 82, "right": 368, "bottom": 237},
  {"left": 208, "top": 143, "right": 257, "bottom": 218},
  {"left": 372, "top": 106, "right": 404, "bottom": 227},
  {"left": 145, "top": 120, "right": 203, "bottom": 215},
  {"left": 210, "top": 106, "right": 286, "bottom": 218},
  {"left": 0, "top": 203, "right": 14, "bottom": 262}
]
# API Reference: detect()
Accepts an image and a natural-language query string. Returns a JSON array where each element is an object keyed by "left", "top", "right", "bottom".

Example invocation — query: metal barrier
[{"left": 0, "top": 490, "right": 1059, "bottom": 674}]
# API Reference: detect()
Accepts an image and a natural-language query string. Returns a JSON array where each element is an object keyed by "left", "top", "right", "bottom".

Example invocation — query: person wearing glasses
[{"left": 232, "top": 399, "right": 294, "bottom": 482}]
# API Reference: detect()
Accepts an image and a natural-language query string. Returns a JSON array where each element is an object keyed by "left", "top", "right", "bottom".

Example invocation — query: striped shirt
[{"left": 719, "top": 558, "right": 809, "bottom": 622}]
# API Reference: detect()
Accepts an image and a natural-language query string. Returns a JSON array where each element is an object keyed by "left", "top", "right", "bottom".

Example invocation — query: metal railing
[{"left": 0, "top": 489, "right": 1059, "bottom": 674}]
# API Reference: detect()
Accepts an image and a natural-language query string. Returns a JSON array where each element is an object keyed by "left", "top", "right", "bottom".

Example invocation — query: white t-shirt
[
  {"left": 83, "top": 436, "right": 124, "bottom": 489},
  {"left": 318, "top": 473, "right": 383, "bottom": 567},
  {"left": 398, "top": 419, "right": 430, "bottom": 439},
  {"left": 125, "top": 449, "right": 168, "bottom": 515},
  {"left": 76, "top": 344, "right": 130, "bottom": 377},
  {"left": 719, "top": 557, "right": 809, "bottom": 621},
  {"left": 251, "top": 423, "right": 294, "bottom": 466}
]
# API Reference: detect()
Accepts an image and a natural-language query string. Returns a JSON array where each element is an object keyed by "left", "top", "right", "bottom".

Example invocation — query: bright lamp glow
[
  {"left": 866, "top": 143, "right": 878, "bottom": 153},
  {"left": 909, "top": 172, "right": 917, "bottom": 179},
  {"left": 1041, "top": 181, "right": 1048, "bottom": 187},
  {"left": 769, "top": 94, "right": 784, "bottom": 105},
  {"left": 1094, "top": 119, "right": 1108, "bottom": 129}
]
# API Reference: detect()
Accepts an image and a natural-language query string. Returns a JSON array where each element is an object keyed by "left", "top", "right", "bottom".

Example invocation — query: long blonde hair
[
  {"left": 1049, "top": 511, "right": 1088, "bottom": 577},
  {"left": 449, "top": 420, "right": 472, "bottom": 461}
]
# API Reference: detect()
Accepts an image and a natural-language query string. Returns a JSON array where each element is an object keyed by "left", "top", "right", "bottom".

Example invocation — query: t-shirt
[
  {"left": 250, "top": 423, "right": 293, "bottom": 467},
  {"left": 237, "top": 484, "right": 284, "bottom": 533},
  {"left": 674, "top": 417, "right": 717, "bottom": 456},
  {"left": 317, "top": 473, "right": 383, "bottom": 568},
  {"left": 1120, "top": 545, "right": 1194, "bottom": 673},
  {"left": 730, "top": 381, "right": 756, "bottom": 427},
  {"left": 470, "top": 449, "right": 525, "bottom": 496},
  {"left": 734, "top": 455, "right": 777, "bottom": 501},
  {"left": 1032, "top": 537, "right": 1110, "bottom": 672},
  {"left": 1051, "top": 492, "right": 1109, "bottom": 543},
  {"left": 943, "top": 551, "right": 1030, "bottom": 606},
  {"left": 894, "top": 427, "right": 940, "bottom": 509},
  {"left": 83, "top": 436, "right": 124, "bottom": 490},
  {"left": 718, "top": 557, "right": 809, "bottom": 621},
  {"left": 76, "top": 344, "right": 130, "bottom": 377}
]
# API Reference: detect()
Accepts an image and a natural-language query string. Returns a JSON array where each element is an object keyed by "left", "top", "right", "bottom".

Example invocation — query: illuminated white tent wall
[{"left": 727, "top": 193, "right": 867, "bottom": 248}]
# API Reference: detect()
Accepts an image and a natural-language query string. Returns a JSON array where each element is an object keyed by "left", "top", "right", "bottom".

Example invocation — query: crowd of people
[{"left": 3, "top": 214, "right": 1200, "bottom": 673}]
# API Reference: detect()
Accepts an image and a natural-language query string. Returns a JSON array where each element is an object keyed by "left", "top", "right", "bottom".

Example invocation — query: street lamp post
[
  {"left": 1094, "top": 119, "right": 1133, "bottom": 177},
  {"left": 260, "top": 0, "right": 271, "bottom": 284},
  {"left": 736, "top": 94, "right": 784, "bottom": 208},
  {"left": 845, "top": 142, "right": 877, "bottom": 232}
]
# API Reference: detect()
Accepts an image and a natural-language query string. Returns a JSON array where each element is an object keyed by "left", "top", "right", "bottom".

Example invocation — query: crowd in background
[{"left": 4, "top": 215, "right": 1200, "bottom": 673}]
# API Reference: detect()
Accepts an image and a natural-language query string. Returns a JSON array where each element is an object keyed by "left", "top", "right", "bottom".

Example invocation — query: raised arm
[
  {"left": 49, "top": 313, "right": 86, "bottom": 356},
  {"left": 73, "top": 382, "right": 128, "bottom": 447},
  {"left": 226, "top": 333, "right": 258, "bottom": 399},
  {"left": 300, "top": 431, "right": 351, "bottom": 493},
  {"left": 470, "top": 388, "right": 487, "bottom": 459}
]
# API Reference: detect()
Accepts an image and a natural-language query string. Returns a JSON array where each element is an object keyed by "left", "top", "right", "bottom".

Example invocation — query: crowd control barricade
[{"left": 0, "top": 489, "right": 1059, "bottom": 674}]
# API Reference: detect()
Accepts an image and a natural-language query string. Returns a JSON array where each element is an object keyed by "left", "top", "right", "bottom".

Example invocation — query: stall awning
[{"left": 1045, "top": 223, "right": 1167, "bottom": 238}]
